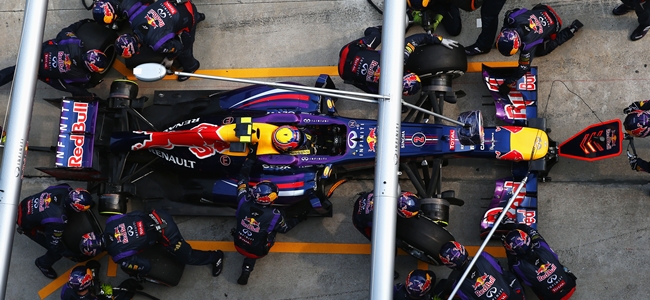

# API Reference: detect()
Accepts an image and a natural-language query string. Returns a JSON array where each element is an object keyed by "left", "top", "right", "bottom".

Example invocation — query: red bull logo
[
  {"left": 472, "top": 273, "right": 496, "bottom": 296},
  {"left": 241, "top": 217, "right": 261, "bottom": 232},
  {"left": 79, "top": 269, "right": 93, "bottom": 289},
  {"left": 68, "top": 102, "right": 89, "bottom": 167},
  {"left": 129, "top": 123, "right": 229, "bottom": 159},
  {"left": 495, "top": 149, "right": 524, "bottom": 161},
  {"left": 536, "top": 262, "right": 556, "bottom": 281},
  {"left": 57, "top": 51, "right": 71, "bottom": 73},
  {"left": 529, "top": 15, "right": 543, "bottom": 34},
  {"left": 114, "top": 223, "right": 128, "bottom": 244},
  {"left": 145, "top": 9, "right": 165, "bottom": 28},
  {"left": 367, "top": 127, "right": 377, "bottom": 152}
]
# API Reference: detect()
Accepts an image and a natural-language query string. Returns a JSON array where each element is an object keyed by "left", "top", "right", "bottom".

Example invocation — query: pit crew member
[
  {"left": 16, "top": 184, "right": 94, "bottom": 279},
  {"left": 438, "top": 241, "right": 526, "bottom": 300},
  {"left": 92, "top": 0, "right": 154, "bottom": 28},
  {"left": 394, "top": 269, "right": 437, "bottom": 299},
  {"left": 495, "top": 5, "right": 583, "bottom": 96},
  {"left": 103, "top": 208, "right": 224, "bottom": 279},
  {"left": 233, "top": 143, "right": 306, "bottom": 285},
  {"left": 623, "top": 100, "right": 650, "bottom": 172},
  {"left": 115, "top": 0, "right": 206, "bottom": 81},
  {"left": 62, "top": 261, "right": 144, "bottom": 300},
  {"left": 338, "top": 26, "right": 458, "bottom": 97},
  {"left": 502, "top": 225, "right": 577, "bottom": 299},
  {"left": 0, "top": 19, "right": 109, "bottom": 96},
  {"left": 612, "top": 0, "right": 650, "bottom": 41}
]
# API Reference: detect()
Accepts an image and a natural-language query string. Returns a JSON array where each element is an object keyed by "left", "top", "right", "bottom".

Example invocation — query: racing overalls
[
  {"left": 0, "top": 19, "right": 98, "bottom": 96},
  {"left": 449, "top": 252, "right": 526, "bottom": 300},
  {"left": 104, "top": 209, "right": 219, "bottom": 276},
  {"left": 107, "top": 0, "right": 153, "bottom": 24},
  {"left": 234, "top": 157, "right": 301, "bottom": 270},
  {"left": 501, "top": 5, "right": 576, "bottom": 87},
  {"left": 17, "top": 184, "right": 77, "bottom": 268},
  {"left": 351, "top": 191, "right": 374, "bottom": 240},
  {"left": 129, "top": 0, "right": 203, "bottom": 71},
  {"left": 507, "top": 225, "right": 577, "bottom": 300},
  {"left": 338, "top": 26, "right": 444, "bottom": 94}
]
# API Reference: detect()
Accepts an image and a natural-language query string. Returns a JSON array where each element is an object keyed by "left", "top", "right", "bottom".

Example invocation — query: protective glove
[
  {"left": 99, "top": 284, "right": 113, "bottom": 297},
  {"left": 440, "top": 38, "right": 459, "bottom": 49},
  {"left": 624, "top": 102, "right": 642, "bottom": 114},
  {"left": 629, "top": 154, "right": 639, "bottom": 170}
]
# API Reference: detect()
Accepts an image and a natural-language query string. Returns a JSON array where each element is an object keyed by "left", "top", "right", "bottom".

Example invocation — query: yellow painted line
[
  {"left": 111, "top": 59, "right": 132, "bottom": 77},
  {"left": 417, "top": 260, "right": 429, "bottom": 270},
  {"left": 114, "top": 61, "right": 518, "bottom": 81},
  {"left": 107, "top": 259, "right": 117, "bottom": 277},
  {"left": 37, "top": 242, "right": 506, "bottom": 299},
  {"left": 38, "top": 252, "right": 107, "bottom": 299}
]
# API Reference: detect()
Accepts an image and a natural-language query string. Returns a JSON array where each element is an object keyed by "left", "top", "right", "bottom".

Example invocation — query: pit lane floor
[{"left": 2, "top": 0, "right": 650, "bottom": 299}]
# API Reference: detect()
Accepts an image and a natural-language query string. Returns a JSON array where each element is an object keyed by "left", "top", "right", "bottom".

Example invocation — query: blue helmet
[
  {"left": 439, "top": 241, "right": 468, "bottom": 269},
  {"left": 115, "top": 33, "right": 139, "bottom": 58},
  {"left": 406, "top": 269, "right": 435, "bottom": 298},
  {"left": 624, "top": 110, "right": 650, "bottom": 138},
  {"left": 397, "top": 191, "right": 420, "bottom": 218},
  {"left": 503, "top": 229, "right": 532, "bottom": 256},
  {"left": 496, "top": 28, "right": 521, "bottom": 56},
  {"left": 84, "top": 49, "right": 108, "bottom": 73},
  {"left": 92, "top": 0, "right": 117, "bottom": 25},
  {"left": 252, "top": 181, "right": 279, "bottom": 205},
  {"left": 68, "top": 266, "right": 94, "bottom": 292},
  {"left": 80, "top": 232, "right": 104, "bottom": 257},
  {"left": 66, "top": 188, "right": 93, "bottom": 212},
  {"left": 402, "top": 73, "right": 421, "bottom": 96}
]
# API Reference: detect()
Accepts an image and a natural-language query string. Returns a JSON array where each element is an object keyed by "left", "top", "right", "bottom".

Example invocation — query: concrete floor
[{"left": 2, "top": 0, "right": 650, "bottom": 299}]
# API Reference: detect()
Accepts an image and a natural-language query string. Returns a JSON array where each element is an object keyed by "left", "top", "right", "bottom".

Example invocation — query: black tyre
[
  {"left": 63, "top": 210, "right": 103, "bottom": 262},
  {"left": 405, "top": 44, "right": 467, "bottom": 79},
  {"left": 75, "top": 21, "right": 118, "bottom": 87},
  {"left": 98, "top": 193, "right": 128, "bottom": 216},
  {"left": 109, "top": 79, "right": 139, "bottom": 99},
  {"left": 138, "top": 244, "right": 185, "bottom": 286},
  {"left": 396, "top": 215, "right": 454, "bottom": 265}
]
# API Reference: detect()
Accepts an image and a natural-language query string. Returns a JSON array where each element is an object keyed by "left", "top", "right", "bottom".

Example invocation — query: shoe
[
  {"left": 197, "top": 12, "right": 206, "bottom": 23},
  {"left": 464, "top": 44, "right": 490, "bottom": 56},
  {"left": 394, "top": 271, "right": 399, "bottom": 280},
  {"left": 631, "top": 24, "right": 650, "bottom": 41},
  {"left": 212, "top": 250, "right": 224, "bottom": 277},
  {"left": 177, "top": 61, "right": 200, "bottom": 82},
  {"left": 612, "top": 4, "right": 633, "bottom": 16},
  {"left": 237, "top": 266, "right": 252, "bottom": 285},
  {"left": 35, "top": 259, "right": 57, "bottom": 279}
]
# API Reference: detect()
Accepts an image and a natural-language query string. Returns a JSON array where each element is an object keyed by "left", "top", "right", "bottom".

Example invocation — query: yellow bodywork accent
[
  {"left": 218, "top": 123, "right": 281, "bottom": 156},
  {"left": 509, "top": 127, "right": 548, "bottom": 160}
]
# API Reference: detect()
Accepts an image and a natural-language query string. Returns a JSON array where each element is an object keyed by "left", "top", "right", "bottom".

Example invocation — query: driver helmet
[
  {"left": 80, "top": 232, "right": 104, "bottom": 257},
  {"left": 272, "top": 125, "right": 305, "bottom": 152},
  {"left": 397, "top": 191, "right": 420, "bottom": 219},
  {"left": 252, "top": 180, "right": 279, "bottom": 205},
  {"left": 496, "top": 28, "right": 521, "bottom": 56},
  {"left": 115, "top": 33, "right": 139, "bottom": 59},
  {"left": 68, "top": 266, "right": 94, "bottom": 292},
  {"left": 624, "top": 110, "right": 650, "bottom": 138},
  {"left": 402, "top": 73, "right": 421, "bottom": 96},
  {"left": 405, "top": 269, "right": 435, "bottom": 299},
  {"left": 83, "top": 49, "right": 108, "bottom": 73},
  {"left": 439, "top": 241, "right": 468, "bottom": 269},
  {"left": 92, "top": 0, "right": 117, "bottom": 25},
  {"left": 66, "top": 188, "right": 93, "bottom": 212},
  {"left": 503, "top": 229, "right": 532, "bottom": 256}
]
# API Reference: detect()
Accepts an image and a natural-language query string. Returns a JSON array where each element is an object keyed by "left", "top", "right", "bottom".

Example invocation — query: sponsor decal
[
  {"left": 241, "top": 217, "right": 260, "bottom": 233},
  {"left": 222, "top": 117, "right": 234, "bottom": 125},
  {"left": 44, "top": 53, "right": 50, "bottom": 70},
  {"left": 68, "top": 102, "right": 89, "bottom": 167},
  {"left": 551, "top": 279, "right": 566, "bottom": 293},
  {"left": 165, "top": 117, "right": 201, "bottom": 131},
  {"left": 220, "top": 155, "right": 231, "bottom": 166},
  {"left": 162, "top": 1, "right": 177, "bottom": 14},
  {"left": 114, "top": 223, "right": 128, "bottom": 244},
  {"left": 57, "top": 51, "right": 71, "bottom": 73},
  {"left": 541, "top": 11, "right": 555, "bottom": 25},
  {"left": 149, "top": 149, "right": 197, "bottom": 168},
  {"left": 136, "top": 221, "right": 145, "bottom": 236},
  {"left": 449, "top": 130, "right": 456, "bottom": 150},
  {"left": 472, "top": 273, "right": 496, "bottom": 297},
  {"left": 528, "top": 14, "right": 544, "bottom": 34},
  {"left": 348, "top": 130, "right": 358, "bottom": 149},
  {"left": 145, "top": 9, "right": 166, "bottom": 28},
  {"left": 367, "top": 127, "right": 377, "bottom": 152},
  {"left": 351, "top": 56, "right": 361, "bottom": 73},
  {"left": 536, "top": 262, "right": 557, "bottom": 282}
]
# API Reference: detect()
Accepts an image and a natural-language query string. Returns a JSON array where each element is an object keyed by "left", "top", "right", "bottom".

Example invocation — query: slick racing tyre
[
  {"left": 396, "top": 215, "right": 454, "bottom": 265},
  {"left": 75, "top": 21, "right": 118, "bottom": 87},
  {"left": 405, "top": 44, "right": 467, "bottom": 80},
  {"left": 63, "top": 210, "right": 103, "bottom": 262},
  {"left": 138, "top": 244, "right": 185, "bottom": 286}
]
